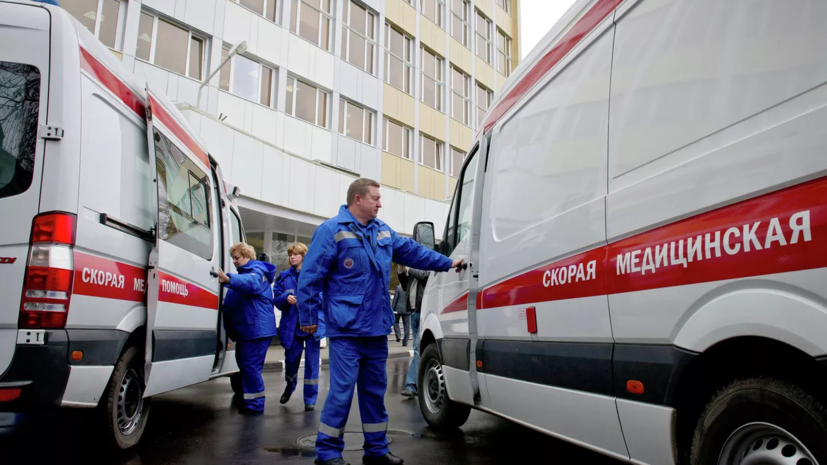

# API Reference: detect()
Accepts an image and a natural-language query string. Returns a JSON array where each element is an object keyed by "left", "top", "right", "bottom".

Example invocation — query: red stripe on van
[
  {"left": 473, "top": 176, "right": 827, "bottom": 311},
  {"left": 442, "top": 292, "right": 469, "bottom": 314},
  {"left": 72, "top": 252, "right": 147, "bottom": 302},
  {"left": 79, "top": 47, "right": 146, "bottom": 119},
  {"left": 157, "top": 271, "right": 219, "bottom": 310},
  {"left": 149, "top": 96, "right": 211, "bottom": 168},
  {"left": 482, "top": 0, "right": 623, "bottom": 133}
]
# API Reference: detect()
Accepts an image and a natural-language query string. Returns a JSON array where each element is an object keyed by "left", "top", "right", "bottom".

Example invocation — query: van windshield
[{"left": 0, "top": 61, "right": 40, "bottom": 199}]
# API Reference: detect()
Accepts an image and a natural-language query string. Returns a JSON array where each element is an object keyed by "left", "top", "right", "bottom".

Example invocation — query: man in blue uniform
[
  {"left": 274, "top": 242, "right": 326, "bottom": 411},
  {"left": 298, "top": 178, "right": 462, "bottom": 465}
]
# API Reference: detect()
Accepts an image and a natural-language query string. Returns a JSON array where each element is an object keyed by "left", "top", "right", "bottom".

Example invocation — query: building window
[
  {"left": 286, "top": 77, "right": 329, "bottom": 127},
  {"left": 62, "top": 0, "right": 127, "bottom": 51},
  {"left": 383, "top": 118, "right": 411, "bottom": 159},
  {"left": 496, "top": 0, "right": 510, "bottom": 14},
  {"left": 384, "top": 24, "right": 413, "bottom": 95},
  {"left": 497, "top": 29, "right": 512, "bottom": 77},
  {"left": 339, "top": 99, "right": 374, "bottom": 145},
  {"left": 475, "top": 10, "right": 492, "bottom": 64},
  {"left": 475, "top": 82, "right": 492, "bottom": 129},
  {"left": 136, "top": 12, "right": 204, "bottom": 80},
  {"left": 233, "top": 0, "right": 277, "bottom": 22},
  {"left": 450, "top": 66, "right": 470, "bottom": 126},
  {"left": 450, "top": 0, "right": 469, "bottom": 47},
  {"left": 421, "top": 0, "right": 444, "bottom": 29},
  {"left": 342, "top": 0, "right": 376, "bottom": 74},
  {"left": 421, "top": 47, "right": 443, "bottom": 111},
  {"left": 290, "top": 0, "right": 332, "bottom": 51},
  {"left": 218, "top": 49, "right": 276, "bottom": 108},
  {"left": 449, "top": 147, "right": 465, "bottom": 177},
  {"left": 419, "top": 134, "right": 443, "bottom": 171}
]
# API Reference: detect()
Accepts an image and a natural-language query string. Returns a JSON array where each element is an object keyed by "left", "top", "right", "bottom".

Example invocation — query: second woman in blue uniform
[{"left": 274, "top": 242, "right": 326, "bottom": 411}]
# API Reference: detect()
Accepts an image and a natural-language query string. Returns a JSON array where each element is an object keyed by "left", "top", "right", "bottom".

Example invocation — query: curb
[{"left": 263, "top": 350, "right": 412, "bottom": 372}]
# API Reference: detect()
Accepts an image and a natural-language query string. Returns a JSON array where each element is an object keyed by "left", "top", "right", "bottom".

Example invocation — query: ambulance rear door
[{"left": 143, "top": 86, "right": 221, "bottom": 396}]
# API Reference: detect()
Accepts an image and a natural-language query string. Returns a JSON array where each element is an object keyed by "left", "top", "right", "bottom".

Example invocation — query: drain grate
[{"left": 297, "top": 432, "right": 393, "bottom": 452}]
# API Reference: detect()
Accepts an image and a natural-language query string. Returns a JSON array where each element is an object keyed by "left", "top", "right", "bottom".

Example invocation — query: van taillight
[{"left": 20, "top": 213, "right": 76, "bottom": 329}]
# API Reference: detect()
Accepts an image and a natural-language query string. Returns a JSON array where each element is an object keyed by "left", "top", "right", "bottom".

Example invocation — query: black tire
[
  {"left": 230, "top": 372, "right": 243, "bottom": 394},
  {"left": 691, "top": 377, "right": 827, "bottom": 465},
  {"left": 418, "top": 343, "right": 471, "bottom": 429},
  {"left": 102, "top": 345, "right": 151, "bottom": 450}
]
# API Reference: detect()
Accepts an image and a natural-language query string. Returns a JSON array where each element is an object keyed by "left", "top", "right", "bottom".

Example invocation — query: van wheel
[
  {"left": 418, "top": 344, "right": 471, "bottom": 429},
  {"left": 230, "top": 372, "right": 243, "bottom": 394},
  {"left": 102, "top": 345, "right": 151, "bottom": 450},
  {"left": 691, "top": 378, "right": 827, "bottom": 465}
]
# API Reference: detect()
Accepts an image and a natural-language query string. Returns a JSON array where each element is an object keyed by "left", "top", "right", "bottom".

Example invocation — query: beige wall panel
[
  {"left": 449, "top": 119, "right": 473, "bottom": 152},
  {"left": 475, "top": 56, "right": 496, "bottom": 90}
]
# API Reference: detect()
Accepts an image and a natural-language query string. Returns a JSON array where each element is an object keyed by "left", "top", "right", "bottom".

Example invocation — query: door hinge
[{"left": 39, "top": 125, "right": 65, "bottom": 140}]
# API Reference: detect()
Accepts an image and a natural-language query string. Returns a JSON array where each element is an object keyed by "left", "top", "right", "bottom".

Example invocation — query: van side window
[
  {"left": 230, "top": 209, "right": 244, "bottom": 244},
  {"left": 443, "top": 147, "right": 478, "bottom": 256},
  {"left": 0, "top": 62, "right": 40, "bottom": 199},
  {"left": 153, "top": 128, "right": 213, "bottom": 260}
]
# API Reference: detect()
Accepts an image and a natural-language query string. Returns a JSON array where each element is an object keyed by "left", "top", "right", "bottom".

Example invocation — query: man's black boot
[
  {"left": 362, "top": 453, "right": 404, "bottom": 465},
  {"left": 280, "top": 388, "right": 291, "bottom": 404},
  {"left": 314, "top": 458, "right": 350, "bottom": 465}
]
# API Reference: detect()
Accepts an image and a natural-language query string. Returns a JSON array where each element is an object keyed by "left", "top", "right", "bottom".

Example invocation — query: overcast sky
[{"left": 520, "top": 0, "right": 578, "bottom": 59}]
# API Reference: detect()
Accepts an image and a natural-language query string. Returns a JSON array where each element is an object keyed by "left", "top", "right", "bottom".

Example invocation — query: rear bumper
[{"left": 0, "top": 330, "right": 70, "bottom": 411}]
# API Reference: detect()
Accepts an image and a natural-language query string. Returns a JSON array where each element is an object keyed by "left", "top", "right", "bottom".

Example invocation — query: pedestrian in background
[
  {"left": 297, "top": 178, "right": 463, "bottom": 465},
  {"left": 273, "top": 242, "right": 326, "bottom": 411},
  {"left": 218, "top": 243, "right": 277, "bottom": 415},
  {"left": 390, "top": 284, "right": 409, "bottom": 346},
  {"left": 400, "top": 266, "right": 430, "bottom": 398}
]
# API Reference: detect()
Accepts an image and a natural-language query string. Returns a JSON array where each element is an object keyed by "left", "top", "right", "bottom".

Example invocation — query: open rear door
[{"left": 143, "top": 85, "right": 221, "bottom": 397}]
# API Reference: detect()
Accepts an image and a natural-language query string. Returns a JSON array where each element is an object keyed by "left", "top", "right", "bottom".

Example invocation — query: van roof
[{"left": 478, "top": 0, "right": 622, "bottom": 137}]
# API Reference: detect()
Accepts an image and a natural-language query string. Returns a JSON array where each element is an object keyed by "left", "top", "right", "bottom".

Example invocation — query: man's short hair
[
  {"left": 230, "top": 243, "right": 256, "bottom": 260},
  {"left": 347, "top": 178, "right": 381, "bottom": 206},
  {"left": 288, "top": 242, "right": 308, "bottom": 256}
]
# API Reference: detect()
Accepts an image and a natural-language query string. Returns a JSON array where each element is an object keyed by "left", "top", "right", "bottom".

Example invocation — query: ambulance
[
  {"left": 0, "top": 0, "right": 245, "bottom": 449},
  {"left": 413, "top": 0, "right": 827, "bottom": 464}
]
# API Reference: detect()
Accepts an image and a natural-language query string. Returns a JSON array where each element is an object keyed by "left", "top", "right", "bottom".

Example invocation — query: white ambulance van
[
  {"left": 0, "top": 0, "right": 245, "bottom": 449},
  {"left": 412, "top": 0, "right": 827, "bottom": 464}
]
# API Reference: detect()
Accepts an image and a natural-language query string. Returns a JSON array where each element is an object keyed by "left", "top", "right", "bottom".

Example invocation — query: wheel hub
[
  {"left": 719, "top": 422, "right": 817, "bottom": 465},
  {"left": 117, "top": 368, "right": 144, "bottom": 436},
  {"left": 423, "top": 360, "right": 445, "bottom": 415}
]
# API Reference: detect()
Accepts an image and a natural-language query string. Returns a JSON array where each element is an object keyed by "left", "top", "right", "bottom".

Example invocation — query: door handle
[
  {"left": 210, "top": 268, "right": 219, "bottom": 278},
  {"left": 455, "top": 263, "right": 468, "bottom": 273}
]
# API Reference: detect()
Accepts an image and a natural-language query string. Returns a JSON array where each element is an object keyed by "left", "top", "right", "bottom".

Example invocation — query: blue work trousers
[
  {"left": 236, "top": 337, "right": 273, "bottom": 411},
  {"left": 283, "top": 334, "right": 321, "bottom": 405},
  {"left": 404, "top": 312, "right": 421, "bottom": 391},
  {"left": 316, "top": 336, "right": 389, "bottom": 461}
]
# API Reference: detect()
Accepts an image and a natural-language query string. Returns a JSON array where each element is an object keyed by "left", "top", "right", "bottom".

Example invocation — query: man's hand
[
  {"left": 451, "top": 259, "right": 465, "bottom": 273},
  {"left": 218, "top": 269, "right": 230, "bottom": 284},
  {"left": 287, "top": 295, "right": 297, "bottom": 305},
  {"left": 301, "top": 325, "right": 318, "bottom": 334}
]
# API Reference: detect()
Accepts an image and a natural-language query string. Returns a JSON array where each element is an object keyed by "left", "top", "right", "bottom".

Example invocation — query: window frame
[
  {"left": 497, "top": 28, "right": 512, "bottom": 77},
  {"left": 290, "top": 0, "right": 333, "bottom": 51},
  {"left": 442, "top": 143, "right": 478, "bottom": 255},
  {"left": 383, "top": 118, "right": 412, "bottom": 159},
  {"left": 475, "top": 9, "right": 492, "bottom": 64},
  {"left": 219, "top": 50, "right": 278, "bottom": 108},
  {"left": 341, "top": 0, "right": 377, "bottom": 75},
  {"left": 421, "top": 0, "right": 445, "bottom": 29},
  {"left": 450, "top": 65, "right": 471, "bottom": 126},
  {"left": 450, "top": 0, "right": 470, "bottom": 47},
  {"left": 233, "top": 0, "right": 278, "bottom": 23},
  {"left": 338, "top": 98, "right": 374, "bottom": 145},
  {"left": 286, "top": 76, "right": 329, "bottom": 128},
  {"left": 448, "top": 146, "right": 466, "bottom": 177},
  {"left": 475, "top": 81, "right": 492, "bottom": 130},
  {"left": 136, "top": 11, "right": 205, "bottom": 81},
  {"left": 420, "top": 46, "right": 444, "bottom": 112},
  {"left": 419, "top": 133, "right": 444, "bottom": 172},
  {"left": 495, "top": 0, "right": 510, "bottom": 14},
  {"left": 64, "top": 0, "right": 128, "bottom": 51},
  {"left": 384, "top": 23, "right": 414, "bottom": 95}
]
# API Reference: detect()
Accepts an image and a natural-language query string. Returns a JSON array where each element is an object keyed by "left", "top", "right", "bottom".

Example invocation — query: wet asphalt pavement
[{"left": 1, "top": 358, "right": 625, "bottom": 465}]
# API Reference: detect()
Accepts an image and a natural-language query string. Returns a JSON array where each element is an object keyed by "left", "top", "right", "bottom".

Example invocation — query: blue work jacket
[
  {"left": 223, "top": 260, "right": 278, "bottom": 342},
  {"left": 297, "top": 205, "right": 453, "bottom": 338},
  {"left": 274, "top": 266, "right": 326, "bottom": 347}
]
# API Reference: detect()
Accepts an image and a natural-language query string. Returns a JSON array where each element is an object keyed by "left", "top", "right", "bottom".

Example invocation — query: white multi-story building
[{"left": 60, "top": 0, "right": 521, "bottom": 270}]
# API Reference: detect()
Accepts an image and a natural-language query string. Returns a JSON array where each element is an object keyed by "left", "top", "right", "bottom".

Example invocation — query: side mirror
[{"left": 413, "top": 222, "right": 436, "bottom": 251}]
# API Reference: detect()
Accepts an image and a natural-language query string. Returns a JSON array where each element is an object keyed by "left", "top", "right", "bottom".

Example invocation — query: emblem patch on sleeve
[{"left": 344, "top": 258, "right": 355, "bottom": 269}]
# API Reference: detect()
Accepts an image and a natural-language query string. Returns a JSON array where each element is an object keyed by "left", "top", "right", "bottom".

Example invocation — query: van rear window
[{"left": 0, "top": 62, "right": 40, "bottom": 199}]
